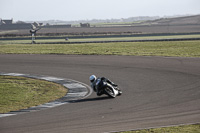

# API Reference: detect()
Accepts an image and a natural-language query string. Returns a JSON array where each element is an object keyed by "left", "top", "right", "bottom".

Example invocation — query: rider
[{"left": 89, "top": 75, "right": 121, "bottom": 96}]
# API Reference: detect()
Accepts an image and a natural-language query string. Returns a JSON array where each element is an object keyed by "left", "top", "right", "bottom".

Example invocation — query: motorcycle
[{"left": 95, "top": 78, "right": 122, "bottom": 98}]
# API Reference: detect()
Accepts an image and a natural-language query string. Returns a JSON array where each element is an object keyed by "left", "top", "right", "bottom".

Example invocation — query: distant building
[
  {"left": 0, "top": 19, "right": 32, "bottom": 30},
  {"left": 16, "top": 21, "right": 27, "bottom": 24},
  {"left": 80, "top": 23, "right": 90, "bottom": 27},
  {"left": 44, "top": 24, "right": 71, "bottom": 28},
  {"left": 0, "top": 19, "right": 13, "bottom": 25}
]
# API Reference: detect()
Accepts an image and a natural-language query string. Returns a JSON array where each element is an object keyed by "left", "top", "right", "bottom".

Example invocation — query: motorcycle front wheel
[{"left": 104, "top": 87, "right": 116, "bottom": 98}]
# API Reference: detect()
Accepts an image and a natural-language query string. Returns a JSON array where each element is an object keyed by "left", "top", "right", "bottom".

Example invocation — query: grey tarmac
[{"left": 0, "top": 54, "right": 200, "bottom": 133}]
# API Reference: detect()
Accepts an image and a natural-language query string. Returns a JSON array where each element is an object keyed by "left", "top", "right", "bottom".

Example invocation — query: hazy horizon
[{"left": 0, "top": 0, "right": 200, "bottom": 21}]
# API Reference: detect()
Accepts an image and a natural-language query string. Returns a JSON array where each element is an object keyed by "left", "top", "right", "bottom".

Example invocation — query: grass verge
[
  {"left": 0, "top": 41, "right": 200, "bottom": 57},
  {"left": 0, "top": 75, "right": 67, "bottom": 113},
  {"left": 120, "top": 124, "right": 200, "bottom": 133},
  {"left": 0, "top": 34, "right": 200, "bottom": 44}
]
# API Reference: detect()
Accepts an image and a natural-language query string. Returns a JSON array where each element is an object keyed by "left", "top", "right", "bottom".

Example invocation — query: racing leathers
[{"left": 90, "top": 77, "right": 118, "bottom": 96}]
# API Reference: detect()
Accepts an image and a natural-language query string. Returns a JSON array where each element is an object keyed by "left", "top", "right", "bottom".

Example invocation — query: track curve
[{"left": 0, "top": 54, "right": 200, "bottom": 133}]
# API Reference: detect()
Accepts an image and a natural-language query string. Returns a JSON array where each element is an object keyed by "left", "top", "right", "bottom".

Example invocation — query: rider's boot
[{"left": 97, "top": 89, "right": 103, "bottom": 96}]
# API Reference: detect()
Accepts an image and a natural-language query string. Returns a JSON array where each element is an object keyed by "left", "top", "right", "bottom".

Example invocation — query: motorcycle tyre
[{"left": 104, "top": 87, "right": 116, "bottom": 98}]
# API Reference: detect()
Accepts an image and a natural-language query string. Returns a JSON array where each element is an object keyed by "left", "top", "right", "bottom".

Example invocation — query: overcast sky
[{"left": 0, "top": 0, "right": 199, "bottom": 21}]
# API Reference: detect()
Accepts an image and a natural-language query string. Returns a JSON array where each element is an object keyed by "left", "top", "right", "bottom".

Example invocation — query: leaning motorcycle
[{"left": 95, "top": 78, "right": 122, "bottom": 98}]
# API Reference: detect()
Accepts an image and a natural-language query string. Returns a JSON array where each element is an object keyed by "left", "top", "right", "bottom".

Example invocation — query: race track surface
[{"left": 0, "top": 54, "right": 200, "bottom": 133}]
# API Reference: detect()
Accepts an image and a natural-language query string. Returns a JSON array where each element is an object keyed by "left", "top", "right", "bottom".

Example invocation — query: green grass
[
  {"left": 0, "top": 75, "right": 67, "bottom": 113},
  {"left": 0, "top": 41, "right": 200, "bottom": 57},
  {"left": 120, "top": 124, "right": 200, "bottom": 133}
]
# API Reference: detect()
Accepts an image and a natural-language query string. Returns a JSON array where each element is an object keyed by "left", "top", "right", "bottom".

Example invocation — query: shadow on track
[{"left": 71, "top": 96, "right": 113, "bottom": 103}]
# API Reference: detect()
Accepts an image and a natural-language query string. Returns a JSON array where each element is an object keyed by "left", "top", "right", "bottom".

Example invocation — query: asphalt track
[{"left": 0, "top": 54, "right": 200, "bottom": 133}]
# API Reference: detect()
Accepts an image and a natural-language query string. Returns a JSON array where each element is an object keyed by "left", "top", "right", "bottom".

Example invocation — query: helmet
[{"left": 89, "top": 75, "right": 96, "bottom": 82}]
